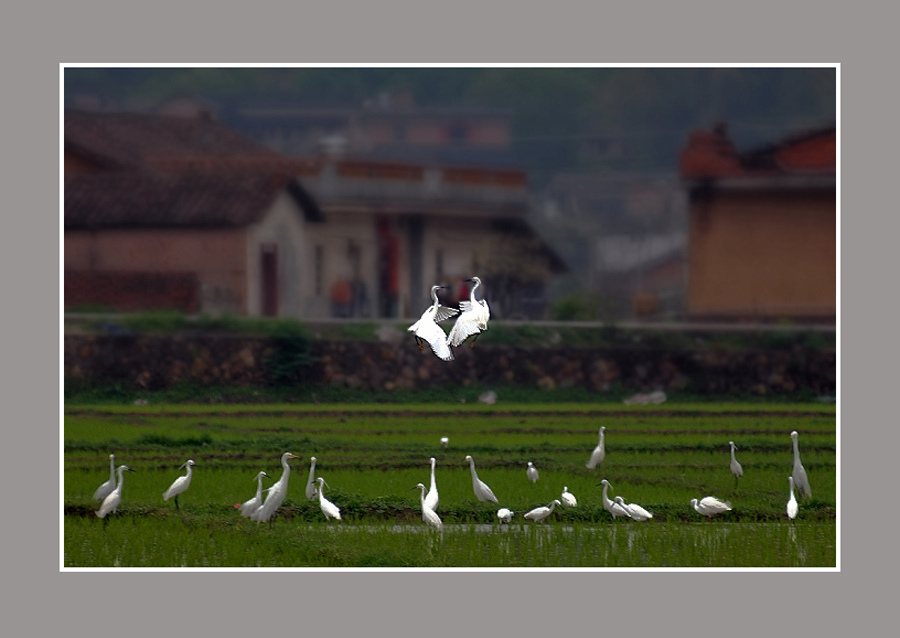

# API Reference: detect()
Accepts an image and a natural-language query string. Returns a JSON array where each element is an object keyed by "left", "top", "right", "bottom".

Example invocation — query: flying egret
[
  {"left": 615, "top": 495, "right": 653, "bottom": 521},
  {"left": 424, "top": 457, "right": 439, "bottom": 511},
  {"left": 497, "top": 508, "right": 514, "bottom": 524},
  {"left": 561, "top": 486, "right": 577, "bottom": 507},
  {"left": 92, "top": 453, "right": 117, "bottom": 502},
  {"left": 316, "top": 477, "right": 341, "bottom": 521},
  {"left": 440, "top": 437, "right": 449, "bottom": 448},
  {"left": 162, "top": 459, "right": 196, "bottom": 509},
  {"left": 526, "top": 461, "right": 539, "bottom": 483},
  {"left": 786, "top": 476, "right": 799, "bottom": 520},
  {"left": 729, "top": 441, "right": 743, "bottom": 486},
  {"left": 250, "top": 452, "right": 299, "bottom": 523},
  {"left": 408, "top": 285, "right": 458, "bottom": 361},
  {"left": 96, "top": 465, "right": 135, "bottom": 519},
  {"left": 413, "top": 483, "right": 443, "bottom": 531},
  {"left": 465, "top": 455, "right": 499, "bottom": 503},
  {"left": 305, "top": 456, "right": 318, "bottom": 500},
  {"left": 586, "top": 426, "right": 606, "bottom": 469},
  {"left": 447, "top": 276, "right": 490, "bottom": 349},
  {"left": 238, "top": 471, "right": 269, "bottom": 518},
  {"left": 690, "top": 496, "right": 733, "bottom": 520},
  {"left": 790, "top": 431, "right": 812, "bottom": 499},
  {"left": 523, "top": 499, "right": 561, "bottom": 523},
  {"left": 599, "top": 479, "right": 629, "bottom": 519}
]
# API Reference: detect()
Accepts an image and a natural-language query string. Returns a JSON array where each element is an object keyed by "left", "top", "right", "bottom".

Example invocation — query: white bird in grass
[
  {"left": 691, "top": 496, "right": 733, "bottom": 520},
  {"left": 440, "top": 437, "right": 449, "bottom": 448},
  {"left": 162, "top": 459, "right": 196, "bottom": 509},
  {"left": 599, "top": 479, "right": 629, "bottom": 519},
  {"left": 413, "top": 483, "right": 443, "bottom": 531},
  {"left": 786, "top": 476, "right": 799, "bottom": 520},
  {"left": 524, "top": 499, "right": 562, "bottom": 523},
  {"left": 305, "top": 456, "right": 318, "bottom": 500},
  {"left": 408, "top": 285, "right": 458, "bottom": 361},
  {"left": 615, "top": 495, "right": 653, "bottom": 521},
  {"left": 424, "top": 457, "right": 439, "bottom": 511},
  {"left": 497, "top": 508, "right": 514, "bottom": 523},
  {"left": 316, "top": 477, "right": 341, "bottom": 521},
  {"left": 237, "top": 471, "right": 269, "bottom": 518},
  {"left": 729, "top": 441, "right": 743, "bottom": 485},
  {"left": 448, "top": 276, "right": 490, "bottom": 349},
  {"left": 526, "top": 461, "right": 539, "bottom": 483},
  {"left": 93, "top": 453, "right": 117, "bottom": 502},
  {"left": 586, "top": 426, "right": 606, "bottom": 469},
  {"left": 465, "top": 455, "right": 499, "bottom": 503},
  {"left": 251, "top": 452, "right": 299, "bottom": 523},
  {"left": 96, "top": 465, "right": 135, "bottom": 519},
  {"left": 790, "top": 430, "right": 812, "bottom": 499},
  {"left": 561, "top": 486, "right": 577, "bottom": 507}
]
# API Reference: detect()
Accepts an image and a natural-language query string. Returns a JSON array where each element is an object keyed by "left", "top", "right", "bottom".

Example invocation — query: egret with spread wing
[
  {"left": 408, "top": 285, "right": 457, "bottom": 361},
  {"left": 448, "top": 276, "right": 490, "bottom": 348}
]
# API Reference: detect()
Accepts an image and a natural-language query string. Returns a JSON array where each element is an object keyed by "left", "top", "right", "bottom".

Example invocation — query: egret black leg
[{"left": 175, "top": 495, "right": 179, "bottom": 510}]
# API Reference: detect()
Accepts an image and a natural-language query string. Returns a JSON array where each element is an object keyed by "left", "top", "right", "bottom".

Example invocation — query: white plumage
[
  {"left": 586, "top": 426, "right": 606, "bottom": 469},
  {"left": 316, "top": 477, "right": 341, "bottom": 521},
  {"left": 691, "top": 496, "right": 733, "bottom": 519},
  {"left": 615, "top": 495, "right": 653, "bottom": 521},
  {"left": 599, "top": 479, "right": 629, "bottom": 519},
  {"left": 440, "top": 437, "right": 449, "bottom": 448},
  {"left": 408, "top": 285, "right": 458, "bottom": 361},
  {"left": 238, "top": 471, "right": 269, "bottom": 518},
  {"left": 561, "top": 486, "right": 577, "bottom": 507},
  {"left": 250, "top": 452, "right": 299, "bottom": 523},
  {"left": 93, "top": 453, "right": 117, "bottom": 502},
  {"left": 790, "top": 430, "right": 812, "bottom": 499},
  {"left": 526, "top": 461, "right": 539, "bottom": 483},
  {"left": 162, "top": 459, "right": 196, "bottom": 508},
  {"left": 414, "top": 483, "right": 443, "bottom": 531},
  {"left": 424, "top": 457, "right": 439, "bottom": 511},
  {"left": 497, "top": 508, "right": 514, "bottom": 523},
  {"left": 465, "top": 455, "right": 499, "bottom": 503},
  {"left": 787, "top": 476, "right": 799, "bottom": 520},
  {"left": 96, "top": 465, "right": 135, "bottom": 519},
  {"left": 447, "top": 276, "right": 490, "bottom": 348},
  {"left": 523, "top": 499, "right": 561, "bottom": 523},
  {"left": 729, "top": 441, "right": 743, "bottom": 478},
  {"left": 305, "top": 456, "right": 318, "bottom": 500}
]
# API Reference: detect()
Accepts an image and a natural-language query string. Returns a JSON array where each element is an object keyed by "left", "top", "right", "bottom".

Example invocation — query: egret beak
[{"left": 127, "top": 468, "right": 136, "bottom": 472}]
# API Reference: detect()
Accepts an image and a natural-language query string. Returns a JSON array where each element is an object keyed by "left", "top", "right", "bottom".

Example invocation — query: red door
[{"left": 261, "top": 244, "right": 278, "bottom": 317}]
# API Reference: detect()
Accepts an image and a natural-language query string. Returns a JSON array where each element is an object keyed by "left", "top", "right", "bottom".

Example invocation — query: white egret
[
  {"left": 465, "top": 455, "right": 499, "bottom": 503},
  {"left": 561, "top": 486, "right": 577, "bottom": 507},
  {"left": 250, "top": 452, "right": 299, "bottom": 523},
  {"left": 447, "top": 276, "right": 490, "bottom": 348},
  {"left": 413, "top": 483, "right": 443, "bottom": 531},
  {"left": 729, "top": 441, "right": 743, "bottom": 485},
  {"left": 790, "top": 430, "right": 812, "bottom": 499},
  {"left": 408, "top": 285, "right": 458, "bottom": 361},
  {"left": 424, "top": 457, "right": 439, "bottom": 511},
  {"left": 305, "top": 456, "right": 318, "bottom": 500},
  {"left": 440, "top": 436, "right": 449, "bottom": 448},
  {"left": 162, "top": 459, "right": 196, "bottom": 509},
  {"left": 787, "top": 476, "right": 799, "bottom": 520},
  {"left": 599, "top": 479, "right": 629, "bottom": 519},
  {"left": 523, "top": 499, "right": 561, "bottom": 523},
  {"left": 690, "top": 496, "right": 733, "bottom": 519},
  {"left": 526, "top": 461, "right": 539, "bottom": 483},
  {"left": 497, "top": 508, "right": 514, "bottom": 523},
  {"left": 586, "top": 426, "right": 606, "bottom": 469},
  {"left": 96, "top": 465, "right": 135, "bottom": 519},
  {"left": 615, "top": 495, "right": 653, "bottom": 521},
  {"left": 237, "top": 471, "right": 269, "bottom": 518},
  {"left": 316, "top": 477, "right": 341, "bottom": 521},
  {"left": 92, "top": 453, "right": 117, "bottom": 502}
]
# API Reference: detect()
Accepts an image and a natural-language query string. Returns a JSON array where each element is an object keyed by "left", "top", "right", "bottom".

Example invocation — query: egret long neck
[
  {"left": 602, "top": 483, "right": 611, "bottom": 506},
  {"left": 430, "top": 287, "right": 439, "bottom": 304},
  {"left": 115, "top": 466, "right": 126, "bottom": 491},
  {"left": 430, "top": 460, "right": 436, "bottom": 488},
  {"left": 469, "top": 279, "right": 480, "bottom": 301},
  {"left": 109, "top": 456, "right": 116, "bottom": 478},
  {"left": 730, "top": 446, "right": 736, "bottom": 461},
  {"left": 792, "top": 438, "right": 801, "bottom": 463}
]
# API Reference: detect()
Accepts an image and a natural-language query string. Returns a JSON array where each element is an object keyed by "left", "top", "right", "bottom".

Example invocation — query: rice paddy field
[{"left": 63, "top": 402, "right": 837, "bottom": 568}]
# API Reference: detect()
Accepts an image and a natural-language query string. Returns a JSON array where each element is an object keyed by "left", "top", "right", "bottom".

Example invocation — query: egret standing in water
[
  {"left": 408, "top": 285, "right": 458, "bottom": 361},
  {"left": 526, "top": 461, "right": 539, "bottom": 484},
  {"left": 465, "top": 455, "right": 498, "bottom": 503},
  {"left": 599, "top": 479, "right": 629, "bottom": 520},
  {"left": 448, "top": 276, "right": 490, "bottom": 349},
  {"left": 96, "top": 465, "right": 135, "bottom": 519},
  {"left": 424, "top": 457, "right": 439, "bottom": 512},
  {"left": 586, "top": 427, "right": 606, "bottom": 469},
  {"left": 786, "top": 476, "right": 799, "bottom": 520},
  {"left": 413, "top": 483, "right": 443, "bottom": 531},
  {"left": 316, "top": 477, "right": 341, "bottom": 521},
  {"left": 729, "top": 441, "right": 743, "bottom": 487},
  {"left": 615, "top": 496, "right": 653, "bottom": 521},
  {"left": 251, "top": 452, "right": 299, "bottom": 523},
  {"left": 305, "top": 457, "right": 318, "bottom": 500},
  {"left": 790, "top": 430, "right": 812, "bottom": 499},
  {"left": 237, "top": 471, "right": 269, "bottom": 518},
  {"left": 561, "top": 486, "right": 577, "bottom": 507},
  {"left": 93, "top": 453, "right": 117, "bottom": 502},
  {"left": 162, "top": 459, "right": 196, "bottom": 510},
  {"left": 523, "top": 499, "right": 561, "bottom": 523},
  {"left": 690, "top": 496, "right": 732, "bottom": 520}
]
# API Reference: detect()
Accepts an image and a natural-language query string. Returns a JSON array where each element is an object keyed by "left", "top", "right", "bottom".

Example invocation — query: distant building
[{"left": 679, "top": 123, "right": 836, "bottom": 321}]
